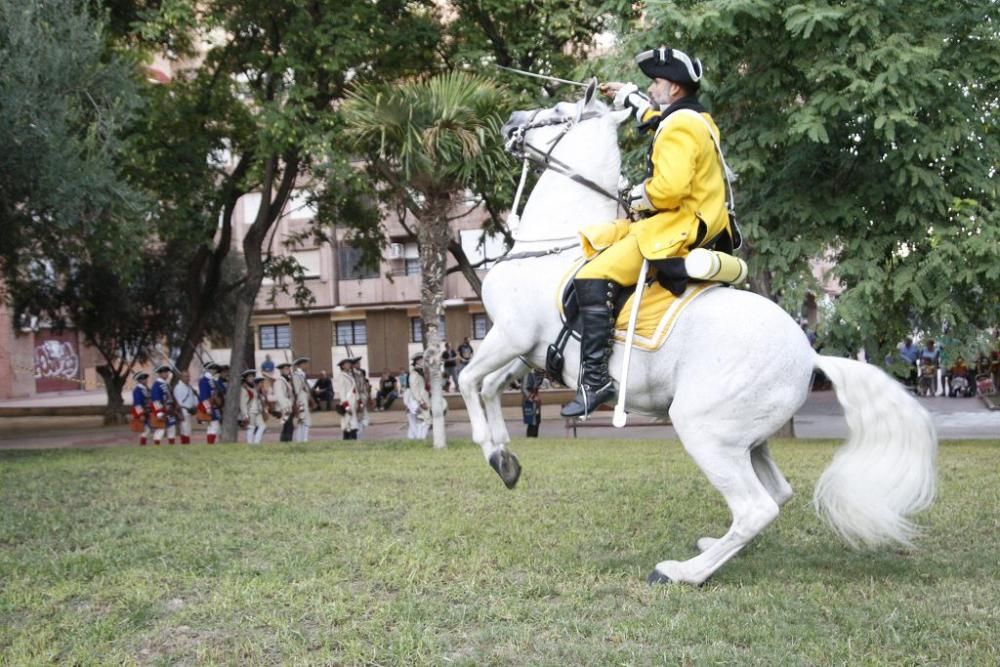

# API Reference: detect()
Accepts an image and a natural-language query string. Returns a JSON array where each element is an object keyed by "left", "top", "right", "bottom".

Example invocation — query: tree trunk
[
  {"left": 96, "top": 364, "right": 127, "bottom": 425},
  {"left": 419, "top": 200, "right": 454, "bottom": 449},
  {"left": 219, "top": 153, "right": 297, "bottom": 443},
  {"left": 220, "top": 296, "right": 255, "bottom": 443}
]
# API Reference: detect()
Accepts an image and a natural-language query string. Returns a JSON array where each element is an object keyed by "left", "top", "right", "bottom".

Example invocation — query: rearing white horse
[{"left": 457, "top": 86, "right": 938, "bottom": 585}]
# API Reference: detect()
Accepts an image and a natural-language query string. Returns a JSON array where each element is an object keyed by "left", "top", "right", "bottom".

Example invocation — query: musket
[{"left": 494, "top": 65, "right": 591, "bottom": 89}]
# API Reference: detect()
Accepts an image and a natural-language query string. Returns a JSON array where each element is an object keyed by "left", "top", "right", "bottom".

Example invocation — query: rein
[{"left": 505, "top": 110, "right": 632, "bottom": 216}]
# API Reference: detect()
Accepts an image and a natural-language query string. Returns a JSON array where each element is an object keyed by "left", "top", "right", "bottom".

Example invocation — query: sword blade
[{"left": 495, "top": 65, "right": 589, "bottom": 89}]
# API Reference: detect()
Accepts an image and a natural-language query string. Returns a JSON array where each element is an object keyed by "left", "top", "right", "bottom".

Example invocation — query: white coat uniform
[
  {"left": 239, "top": 384, "right": 266, "bottom": 444},
  {"left": 335, "top": 368, "right": 360, "bottom": 436},
  {"left": 291, "top": 367, "right": 311, "bottom": 442},
  {"left": 403, "top": 369, "right": 431, "bottom": 440}
]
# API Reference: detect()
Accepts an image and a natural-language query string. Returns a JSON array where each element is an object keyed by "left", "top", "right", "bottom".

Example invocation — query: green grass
[{"left": 0, "top": 438, "right": 997, "bottom": 666}]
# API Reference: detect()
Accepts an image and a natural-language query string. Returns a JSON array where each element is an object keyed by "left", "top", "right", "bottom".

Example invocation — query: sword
[{"left": 495, "top": 65, "right": 591, "bottom": 89}]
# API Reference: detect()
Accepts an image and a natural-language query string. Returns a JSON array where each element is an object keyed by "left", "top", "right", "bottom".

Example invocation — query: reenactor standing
[
  {"left": 238, "top": 369, "right": 267, "bottom": 444},
  {"left": 403, "top": 354, "right": 431, "bottom": 440},
  {"left": 352, "top": 362, "right": 371, "bottom": 436},
  {"left": 131, "top": 370, "right": 153, "bottom": 446},
  {"left": 335, "top": 357, "right": 360, "bottom": 440},
  {"left": 291, "top": 357, "right": 312, "bottom": 442},
  {"left": 172, "top": 370, "right": 198, "bottom": 445},
  {"left": 273, "top": 361, "right": 295, "bottom": 442},
  {"left": 150, "top": 364, "right": 178, "bottom": 445},
  {"left": 198, "top": 362, "right": 222, "bottom": 444}
]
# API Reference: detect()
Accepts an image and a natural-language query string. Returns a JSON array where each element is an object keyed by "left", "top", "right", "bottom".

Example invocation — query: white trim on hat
[{"left": 635, "top": 47, "right": 703, "bottom": 82}]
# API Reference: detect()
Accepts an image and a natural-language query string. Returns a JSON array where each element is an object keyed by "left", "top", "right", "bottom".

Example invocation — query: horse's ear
[
  {"left": 610, "top": 108, "right": 632, "bottom": 125},
  {"left": 584, "top": 77, "right": 598, "bottom": 106}
]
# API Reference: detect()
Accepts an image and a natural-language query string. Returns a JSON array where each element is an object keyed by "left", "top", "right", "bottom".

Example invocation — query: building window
[
  {"left": 404, "top": 258, "right": 421, "bottom": 276},
  {"left": 410, "top": 317, "right": 423, "bottom": 343},
  {"left": 472, "top": 314, "right": 492, "bottom": 340},
  {"left": 335, "top": 320, "right": 367, "bottom": 345},
  {"left": 259, "top": 324, "right": 291, "bottom": 349},
  {"left": 337, "top": 244, "right": 379, "bottom": 280}
]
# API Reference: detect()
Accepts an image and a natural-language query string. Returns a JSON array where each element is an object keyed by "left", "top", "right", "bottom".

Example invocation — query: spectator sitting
[
  {"left": 376, "top": 369, "right": 399, "bottom": 411},
  {"left": 311, "top": 370, "right": 334, "bottom": 411},
  {"left": 948, "top": 356, "right": 972, "bottom": 397}
]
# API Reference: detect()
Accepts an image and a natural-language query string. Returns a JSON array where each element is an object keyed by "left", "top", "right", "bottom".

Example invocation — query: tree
[
  {"left": 128, "top": 0, "right": 442, "bottom": 442},
  {"left": 344, "top": 72, "right": 511, "bottom": 448},
  {"left": 622, "top": 0, "right": 1000, "bottom": 360},
  {"left": 0, "top": 0, "right": 169, "bottom": 422},
  {"left": 0, "top": 0, "right": 144, "bottom": 275}
]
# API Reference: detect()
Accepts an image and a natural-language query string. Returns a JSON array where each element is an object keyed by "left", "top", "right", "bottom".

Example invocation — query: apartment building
[{"left": 215, "top": 188, "right": 503, "bottom": 378}]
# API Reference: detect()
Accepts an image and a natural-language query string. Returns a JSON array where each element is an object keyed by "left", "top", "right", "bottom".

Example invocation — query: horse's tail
[{"left": 811, "top": 355, "right": 938, "bottom": 549}]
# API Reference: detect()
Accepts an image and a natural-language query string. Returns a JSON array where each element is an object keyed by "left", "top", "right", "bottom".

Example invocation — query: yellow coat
[{"left": 633, "top": 108, "right": 730, "bottom": 259}]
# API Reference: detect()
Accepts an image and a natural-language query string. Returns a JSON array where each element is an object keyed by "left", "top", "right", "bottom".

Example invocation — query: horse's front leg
[
  {"left": 482, "top": 358, "right": 529, "bottom": 448},
  {"left": 457, "top": 332, "right": 524, "bottom": 487}
]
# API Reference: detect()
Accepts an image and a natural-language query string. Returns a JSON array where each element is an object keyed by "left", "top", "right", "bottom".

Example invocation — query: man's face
[
  {"left": 647, "top": 78, "right": 675, "bottom": 105},
  {"left": 281, "top": 366, "right": 291, "bottom": 377}
]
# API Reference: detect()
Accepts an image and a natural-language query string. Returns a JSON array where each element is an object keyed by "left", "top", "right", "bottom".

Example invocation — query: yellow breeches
[{"left": 576, "top": 235, "right": 648, "bottom": 285}]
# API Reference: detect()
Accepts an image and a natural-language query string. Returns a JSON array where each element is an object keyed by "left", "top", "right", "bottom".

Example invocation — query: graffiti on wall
[{"left": 33, "top": 332, "right": 82, "bottom": 392}]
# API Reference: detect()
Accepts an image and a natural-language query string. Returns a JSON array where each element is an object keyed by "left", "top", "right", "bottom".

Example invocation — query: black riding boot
[{"left": 560, "top": 279, "right": 621, "bottom": 418}]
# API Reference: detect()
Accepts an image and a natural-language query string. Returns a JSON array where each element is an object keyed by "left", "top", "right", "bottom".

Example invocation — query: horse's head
[{"left": 501, "top": 78, "right": 632, "bottom": 159}]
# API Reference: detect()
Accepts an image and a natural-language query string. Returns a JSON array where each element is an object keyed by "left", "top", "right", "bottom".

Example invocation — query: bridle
[
  {"left": 503, "top": 108, "right": 633, "bottom": 216},
  {"left": 493, "top": 106, "right": 633, "bottom": 264}
]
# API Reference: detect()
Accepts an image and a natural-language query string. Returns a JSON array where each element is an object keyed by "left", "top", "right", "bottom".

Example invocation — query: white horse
[{"left": 457, "top": 85, "right": 938, "bottom": 585}]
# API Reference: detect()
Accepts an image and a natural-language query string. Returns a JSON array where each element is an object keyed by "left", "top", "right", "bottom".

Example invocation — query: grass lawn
[{"left": 1, "top": 437, "right": 997, "bottom": 665}]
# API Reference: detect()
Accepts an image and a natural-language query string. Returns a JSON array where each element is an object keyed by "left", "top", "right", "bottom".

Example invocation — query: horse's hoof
[
  {"left": 646, "top": 569, "right": 674, "bottom": 585},
  {"left": 488, "top": 450, "right": 521, "bottom": 489}
]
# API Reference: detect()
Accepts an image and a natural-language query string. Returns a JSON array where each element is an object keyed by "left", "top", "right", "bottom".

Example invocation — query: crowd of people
[
  {"left": 890, "top": 335, "right": 1000, "bottom": 398},
  {"left": 127, "top": 339, "right": 479, "bottom": 445}
]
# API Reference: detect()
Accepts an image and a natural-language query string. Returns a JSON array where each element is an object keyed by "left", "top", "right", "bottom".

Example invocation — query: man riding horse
[{"left": 561, "top": 46, "right": 738, "bottom": 418}]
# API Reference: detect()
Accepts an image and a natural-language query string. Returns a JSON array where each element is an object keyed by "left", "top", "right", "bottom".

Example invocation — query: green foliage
[
  {"left": 0, "top": 0, "right": 146, "bottom": 283},
  {"left": 344, "top": 72, "right": 512, "bottom": 194},
  {"left": 620, "top": 0, "right": 999, "bottom": 359}
]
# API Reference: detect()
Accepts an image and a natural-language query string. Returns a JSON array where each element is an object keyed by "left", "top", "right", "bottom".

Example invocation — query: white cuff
[
  {"left": 628, "top": 181, "right": 654, "bottom": 213},
  {"left": 612, "top": 83, "right": 639, "bottom": 110}
]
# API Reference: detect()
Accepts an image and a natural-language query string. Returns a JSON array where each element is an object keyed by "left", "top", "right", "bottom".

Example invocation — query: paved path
[{"left": 0, "top": 390, "right": 996, "bottom": 450}]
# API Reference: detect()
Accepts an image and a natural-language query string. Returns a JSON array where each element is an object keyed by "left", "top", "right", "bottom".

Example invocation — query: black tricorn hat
[{"left": 635, "top": 46, "right": 703, "bottom": 87}]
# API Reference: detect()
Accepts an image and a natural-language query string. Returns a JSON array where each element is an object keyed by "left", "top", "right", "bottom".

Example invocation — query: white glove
[
  {"left": 628, "top": 181, "right": 654, "bottom": 213},
  {"left": 613, "top": 83, "right": 652, "bottom": 121}
]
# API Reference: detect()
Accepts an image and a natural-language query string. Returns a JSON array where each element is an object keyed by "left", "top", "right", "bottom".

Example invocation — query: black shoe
[{"left": 560, "top": 279, "right": 621, "bottom": 418}]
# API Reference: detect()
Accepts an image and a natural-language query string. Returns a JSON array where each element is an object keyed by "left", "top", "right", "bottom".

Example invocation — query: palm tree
[{"left": 343, "top": 72, "right": 510, "bottom": 448}]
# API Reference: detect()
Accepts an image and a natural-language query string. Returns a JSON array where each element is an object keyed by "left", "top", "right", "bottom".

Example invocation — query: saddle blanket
[
  {"left": 612, "top": 281, "right": 719, "bottom": 351},
  {"left": 556, "top": 259, "right": 721, "bottom": 352}
]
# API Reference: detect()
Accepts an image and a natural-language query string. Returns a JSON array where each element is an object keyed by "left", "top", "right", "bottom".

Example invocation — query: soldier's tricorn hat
[
  {"left": 241, "top": 368, "right": 257, "bottom": 379},
  {"left": 133, "top": 371, "right": 149, "bottom": 381},
  {"left": 254, "top": 375, "right": 267, "bottom": 383},
  {"left": 276, "top": 361, "right": 291, "bottom": 369},
  {"left": 218, "top": 364, "right": 230, "bottom": 371},
  {"left": 204, "top": 362, "right": 220, "bottom": 371},
  {"left": 635, "top": 46, "right": 703, "bottom": 87},
  {"left": 336, "top": 357, "right": 354, "bottom": 368},
  {"left": 293, "top": 356, "right": 310, "bottom": 366},
  {"left": 411, "top": 353, "right": 424, "bottom": 363},
  {"left": 155, "top": 364, "right": 172, "bottom": 374}
]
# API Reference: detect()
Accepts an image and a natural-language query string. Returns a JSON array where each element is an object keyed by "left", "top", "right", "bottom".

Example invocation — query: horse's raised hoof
[
  {"left": 489, "top": 450, "right": 521, "bottom": 489},
  {"left": 646, "top": 569, "right": 674, "bottom": 585}
]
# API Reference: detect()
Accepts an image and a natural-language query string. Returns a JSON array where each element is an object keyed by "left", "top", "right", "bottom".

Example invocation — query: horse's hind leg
[
  {"left": 696, "top": 441, "right": 793, "bottom": 552},
  {"left": 651, "top": 430, "right": 779, "bottom": 585}
]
